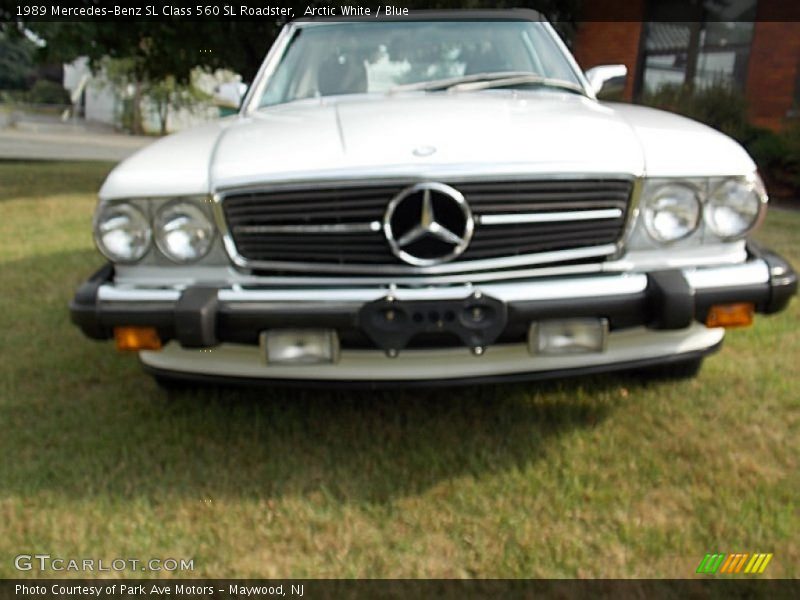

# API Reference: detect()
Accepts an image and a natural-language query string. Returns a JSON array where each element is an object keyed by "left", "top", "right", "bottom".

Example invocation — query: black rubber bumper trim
[
  {"left": 70, "top": 246, "right": 797, "bottom": 348},
  {"left": 175, "top": 287, "right": 219, "bottom": 347},
  {"left": 140, "top": 341, "right": 723, "bottom": 390},
  {"left": 647, "top": 270, "right": 695, "bottom": 329},
  {"left": 68, "top": 263, "right": 114, "bottom": 340},
  {"left": 748, "top": 241, "right": 798, "bottom": 314}
]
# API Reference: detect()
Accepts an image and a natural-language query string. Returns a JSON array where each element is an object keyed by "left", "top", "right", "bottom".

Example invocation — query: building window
[{"left": 639, "top": 0, "right": 757, "bottom": 95}]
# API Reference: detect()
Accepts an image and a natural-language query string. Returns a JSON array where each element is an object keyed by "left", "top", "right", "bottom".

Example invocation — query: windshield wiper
[
  {"left": 388, "top": 71, "right": 542, "bottom": 93},
  {"left": 448, "top": 74, "right": 586, "bottom": 95}
]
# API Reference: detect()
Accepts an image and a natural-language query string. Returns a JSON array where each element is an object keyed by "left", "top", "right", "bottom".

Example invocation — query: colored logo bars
[{"left": 696, "top": 552, "right": 773, "bottom": 575}]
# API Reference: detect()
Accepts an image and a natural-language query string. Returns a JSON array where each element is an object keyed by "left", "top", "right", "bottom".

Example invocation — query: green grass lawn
[{"left": 0, "top": 161, "right": 798, "bottom": 579}]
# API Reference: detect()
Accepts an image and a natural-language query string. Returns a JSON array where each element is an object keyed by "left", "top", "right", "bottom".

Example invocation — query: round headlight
[
  {"left": 154, "top": 200, "right": 215, "bottom": 263},
  {"left": 706, "top": 178, "right": 765, "bottom": 240},
  {"left": 642, "top": 184, "right": 701, "bottom": 243},
  {"left": 94, "top": 203, "right": 151, "bottom": 263}
]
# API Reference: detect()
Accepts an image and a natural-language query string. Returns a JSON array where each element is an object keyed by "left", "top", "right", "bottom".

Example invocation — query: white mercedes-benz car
[{"left": 70, "top": 11, "right": 796, "bottom": 386}]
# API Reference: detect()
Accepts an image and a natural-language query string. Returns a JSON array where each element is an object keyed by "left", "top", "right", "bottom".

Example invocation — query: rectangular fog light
[
  {"left": 528, "top": 318, "right": 608, "bottom": 356},
  {"left": 260, "top": 329, "right": 340, "bottom": 365}
]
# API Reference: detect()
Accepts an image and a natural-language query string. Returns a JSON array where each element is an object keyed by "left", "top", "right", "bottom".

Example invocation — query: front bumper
[{"left": 69, "top": 243, "right": 796, "bottom": 382}]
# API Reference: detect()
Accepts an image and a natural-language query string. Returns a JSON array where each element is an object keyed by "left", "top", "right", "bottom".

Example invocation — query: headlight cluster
[
  {"left": 705, "top": 178, "right": 765, "bottom": 240},
  {"left": 94, "top": 203, "right": 151, "bottom": 264},
  {"left": 641, "top": 175, "right": 766, "bottom": 244},
  {"left": 94, "top": 198, "right": 215, "bottom": 264},
  {"left": 642, "top": 183, "right": 701, "bottom": 243}
]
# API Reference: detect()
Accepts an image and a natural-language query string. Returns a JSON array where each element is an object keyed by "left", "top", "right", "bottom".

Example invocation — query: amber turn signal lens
[
  {"left": 705, "top": 303, "right": 755, "bottom": 328},
  {"left": 114, "top": 326, "right": 162, "bottom": 351}
]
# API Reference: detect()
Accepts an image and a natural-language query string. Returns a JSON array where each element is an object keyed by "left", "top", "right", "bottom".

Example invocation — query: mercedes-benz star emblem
[{"left": 383, "top": 182, "right": 474, "bottom": 267}]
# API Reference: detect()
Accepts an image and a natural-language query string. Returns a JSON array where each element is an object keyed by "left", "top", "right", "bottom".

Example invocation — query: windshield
[{"left": 257, "top": 20, "right": 583, "bottom": 107}]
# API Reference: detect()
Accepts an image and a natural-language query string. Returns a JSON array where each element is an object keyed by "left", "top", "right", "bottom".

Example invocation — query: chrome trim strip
[
  {"left": 230, "top": 244, "right": 616, "bottom": 275},
  {"left": 478, "top": 208, "right": 623, "bottom": 226},
  {"left": 112, "top": 243, "right": 748, "bottom": 288},
  {"left": 120, "top": 261, "right": 609, "bottom": 287},
  {"left": 98, "top": 287, "right": 182, "bottom": 302},
  {"left": 234, "top": 221, "right": 381, "bottom": 234},
  {"left": 221, "top": 273, "right": 648, "bottom": 303},
  {"left": 683, "top": 260, "right": 769, "bottom": 289},
  {"left": 241, "top": 23, "right": 297, "bottom": 116},
  {"left": 542, "top": 21, "right": 596, "bottom": 99},
  {"left": 607, "top": 242, "right": 747, "bottom": 272},
  {"left": 99, "top": 259, "right": 770, "bottom": 304},
  {"left": 615, "top": 177, "right": 643, "bottom": 259},
  {"left": 97, "top": 272, "right": 648, "bottom": 305}
]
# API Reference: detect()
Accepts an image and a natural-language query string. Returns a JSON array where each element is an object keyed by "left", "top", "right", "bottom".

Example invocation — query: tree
[
  {"left": 0, "top": 30, "right": 36, "bottom": 91},
  {"left": 98, "top": 57, "right": 211, "bottom": 135},
  {"left": 8, "top": 0, "right": 580, "bottom": 133},
  {"left": 148, "top": 72, "right": 212, "bottom": 135},
  {"left": 15, "top": 1, "right": 579, "bottom": 87},
  {"left": 98, "top": 56, "right": 147, "bottom": 134},
  {"left": 20, "top": 20, "right": 280, "bottom": 86}
]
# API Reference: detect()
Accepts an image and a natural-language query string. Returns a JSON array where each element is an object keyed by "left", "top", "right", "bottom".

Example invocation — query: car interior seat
[
  {"left": 317, "top": 54, "right": 368, "bottom": 96},
  {"left": 464, "top": 46, "right": 514, "bottom": 76}
]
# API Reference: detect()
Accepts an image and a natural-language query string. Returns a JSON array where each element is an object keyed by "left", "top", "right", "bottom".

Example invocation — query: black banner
[
  {"left": 3, "top": 0, "right": 800, "bottom": 23},
  {"left": 2, "top": 580, "right": 800, "bottom": 600}
]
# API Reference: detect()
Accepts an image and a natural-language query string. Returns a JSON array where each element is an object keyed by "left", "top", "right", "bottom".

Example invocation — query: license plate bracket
[{"left": 358, "top": 292, "right": 508, "bottom": 355}]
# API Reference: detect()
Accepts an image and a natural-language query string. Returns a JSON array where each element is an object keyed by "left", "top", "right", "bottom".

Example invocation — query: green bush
[
  {"left": 642, "top": 83, "right": 800, "bottom": 197},
  {"left": 774, "top": 119, "right": 800, "bottom": 189},
  {"left": 641, "top": 82, "right": 752, "bottom": 141},
  {"left": 27, "top": 79, "right": 70, "bottom": 105},
  {"left": 745, "top": 127, "right": 785, "bottom": 168}
]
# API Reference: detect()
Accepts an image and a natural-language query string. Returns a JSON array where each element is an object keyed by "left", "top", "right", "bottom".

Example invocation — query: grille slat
[
  {"left": 235, "top": 236, "right": 386, "bottom": 245},
  {"left": 225, "top": 197, "right": 389, "bottom": 214},
  {"left": 470, "top": 230, "right": 623, "bottom": 250},
  {"left": 467, "top": 191, "right": 630, "bottom": 203},
  {"left": 221, "top": 179, "right": 633, "bottom": 271},
  {"left": 474, "top": 200, "right": 628, "bottom": 214},
  {"left": 228, "top": 208, "right": 384, "bottom": 222},
  {"left": 473, "top": 221, "right": 624, "bottom": 238}
]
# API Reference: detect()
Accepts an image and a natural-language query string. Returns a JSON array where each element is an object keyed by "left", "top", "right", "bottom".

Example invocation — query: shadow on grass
[
  {"left": 0, "top": 160, "right": 116, "bottom": 201},
  {"left": 1, "top": 249, "right": 645, "bottom": 505}
]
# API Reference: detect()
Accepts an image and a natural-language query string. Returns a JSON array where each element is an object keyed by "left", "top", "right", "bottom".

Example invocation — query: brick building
[{"left": 572, "top": 0, "right": 800, "bottom": 130}]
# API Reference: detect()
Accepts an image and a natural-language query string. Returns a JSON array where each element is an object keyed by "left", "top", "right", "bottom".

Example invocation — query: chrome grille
[
  {"left": 460, "top": 180, "right": 631, "bottom": 260},
  {"left": 220, "top": 179, "right": 633, "bottom": 273}
]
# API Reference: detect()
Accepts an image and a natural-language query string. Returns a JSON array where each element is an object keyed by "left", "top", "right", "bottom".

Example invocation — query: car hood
[
  {"left": 210, "top": 92, "right": 646, "bottom": 189},
  {"left": 100, "top": 91, "right": 756, "bottom": 200}
]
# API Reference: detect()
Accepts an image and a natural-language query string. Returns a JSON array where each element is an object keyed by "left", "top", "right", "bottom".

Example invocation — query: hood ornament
[{"left": 412, "top": 145, "right": 437, "bottom": 157}]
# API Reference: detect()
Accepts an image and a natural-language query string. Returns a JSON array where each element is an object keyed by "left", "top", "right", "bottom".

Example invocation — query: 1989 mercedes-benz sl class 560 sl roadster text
[{"left": 70, "top": 11, "right": 797, "bottom": 386}]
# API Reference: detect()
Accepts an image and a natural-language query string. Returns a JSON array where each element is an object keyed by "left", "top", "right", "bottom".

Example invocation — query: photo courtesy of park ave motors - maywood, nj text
[{"left": 1, "top": 0, "right": 799, "bottom": 590}]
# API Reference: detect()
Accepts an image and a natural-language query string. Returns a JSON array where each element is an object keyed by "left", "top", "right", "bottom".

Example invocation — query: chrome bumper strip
[
  {"left": 683, "top": 260, "right": 769, "bottom": 289},
  {"left": 96, "top": 258, "right": 771, "bottom": 305}
]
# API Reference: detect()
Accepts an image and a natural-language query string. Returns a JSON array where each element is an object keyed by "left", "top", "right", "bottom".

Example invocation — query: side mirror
[
  {"left": 236, "top": 82, "right": 249, "bottom": 107},
  {"left": 215, "top": 81, "right": 249, "bottom": 109},
  {"left": 585, "top": 64, "right": 628, "bottom": 97}
]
